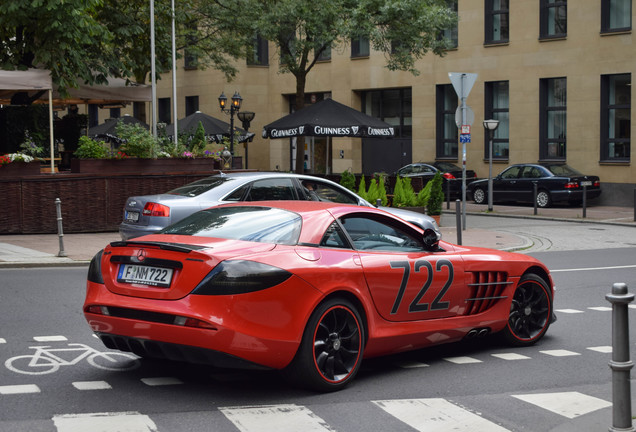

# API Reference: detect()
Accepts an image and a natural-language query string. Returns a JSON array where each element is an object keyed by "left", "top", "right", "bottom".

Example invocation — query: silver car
[{"left": 119, "top": 172, "right": 439, "bottom": 240}]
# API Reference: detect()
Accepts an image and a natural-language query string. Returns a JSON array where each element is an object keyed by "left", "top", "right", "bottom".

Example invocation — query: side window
[
  {"left": 340, "top": 215, "right": 424, "bottom": 252},
  {"left": 501, "top": 166, "right": 521, "bottom": 179},
  {"left": 320, "top": 222, "right": 351, "bottom": 249},
  {"left": 225, "top": 184, "right": 248, "bottom": 201},
  {"left": 245, "top": 178, "right": 297, "bottom": 201},
  {"left": 302, "top": 180, "right": 359, "bottom": 204}
]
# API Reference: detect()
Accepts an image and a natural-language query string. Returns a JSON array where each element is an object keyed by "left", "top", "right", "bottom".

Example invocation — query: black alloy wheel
[
  {"left": 502, "top": 273, "right": 552, "bottom": 346},
  {"left": 284, "top": 298, "right": 364, "bottom": 392}
]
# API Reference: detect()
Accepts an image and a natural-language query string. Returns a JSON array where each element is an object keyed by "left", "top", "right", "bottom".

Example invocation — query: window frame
[
  {"left": 540, "top": 0, "right": 567, "bottom": 39},
  {"left": 185, "top": 96, "right": 199, "bottom": 117},
  {"left": 485, "top": 0, "right": 510, "bottom": 45},
  {"left": 436, "top": 84, "right": 458, "bottom": 159},
  {"left": 539, "top": 77, "right": 568, "bottom": 161},
  {"left": 247, "top": 35, "right": 269, "bottom": 66},
  {"left": 600, "top": 73, "right": 631, "bottom": 162},
  {"left": 601, "top": 0, "right": 632, "bottom": 33},
  {"left": 351, "top": 36, "right": 370, "bottom": 58},
  {"left": 484, "top": 81, "right": 510, "bottom": 161}
]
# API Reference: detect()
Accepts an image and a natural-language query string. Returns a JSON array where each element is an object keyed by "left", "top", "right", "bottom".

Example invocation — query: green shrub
[
  {"left": 340, "top": 169, "right": 356, "bottom": 191},
  {"left": 357, "top": 175, "right": 367, "bottom": 200},
  {"left": 392, "top": 176, "right": 405, "bottom": 207},
  {"left": 367, "top": 178, "right": 379, "bottom": 204},
  {"left": 402, "top": 177, "right": 417, "bottom": 207},
  {"left": 416, "top": 181, "right": 432, "bottom": 207},
  {"left": 427, "top": 172, "right": 444, "bottom": 216},
  {"left": 378, "top": 176, "right": 388, "bottom": 206},
  {"left": 74, "top": 136, "right": 109, "bottom": 159},
  {"left": 117, "top": 123, "right": 160, "bottom": 158},
  {"left": 190, "top": 121, "right": 207, "bottom": 154}
]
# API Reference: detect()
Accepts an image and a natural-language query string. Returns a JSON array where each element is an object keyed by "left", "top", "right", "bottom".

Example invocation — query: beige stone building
[{"left": 144, "top": 0, "right": 633, "bottom": 205}]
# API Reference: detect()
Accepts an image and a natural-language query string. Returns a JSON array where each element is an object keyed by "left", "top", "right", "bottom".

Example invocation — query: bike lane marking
[
  {"left": 0, "top": 384, "right": 40, "bottom": 395},
  {"left": 72, "top": 381, "right": 112, "bottom": 390},
  {"left": 33, "top": 336, "right": 67, "bottom": 342},
  {"left": 53, "top": 412, "right": 158, "bottom": 432}
]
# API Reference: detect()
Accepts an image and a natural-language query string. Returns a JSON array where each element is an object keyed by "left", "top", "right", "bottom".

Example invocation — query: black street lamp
[
  {"left": 237, "top": 111, "right": 255, "bottom": 169},
  {"left": 218, "top": 91, "right": 243, "bottom": 156},
  {"left": 483, "top": 119, "right": 500, "bottom": 212}
]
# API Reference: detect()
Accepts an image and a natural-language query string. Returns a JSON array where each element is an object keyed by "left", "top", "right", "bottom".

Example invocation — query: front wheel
[
  {"left": 284, "top": 298, "right": 364, "bottom": 392},
  {"left": 472, "top": 187, "right": 486, "bottom": 204},
  {"left": 501, "top": 274, "right": 552, "bottom": 347}
]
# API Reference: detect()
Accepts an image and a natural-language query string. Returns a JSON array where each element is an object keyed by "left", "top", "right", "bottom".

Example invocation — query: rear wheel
[
  {"left": 501, "top": 274, "right": 552, "bottom": 347},
  {"left": 472, "top": 187, "right": 486, "bottom": 204},
  {"left": 536, "top": 190, "right": 551, "bottom": 208},
  {"left": 284, "top": 298, "right": 364, "bottom": 392}
]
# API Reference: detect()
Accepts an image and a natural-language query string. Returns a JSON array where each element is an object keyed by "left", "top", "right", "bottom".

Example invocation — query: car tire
[
  {"left": 283, "top": 297, "right": 365, "bottom": 392},
  {"left": 536, "top": 190, "right": 551, "bottom": 208},
  {"left": 473, "top": 187, "right": 486, "bottom": 204},
  {"left": 501, "top": 273, "right": 552, "bottom": 347}
]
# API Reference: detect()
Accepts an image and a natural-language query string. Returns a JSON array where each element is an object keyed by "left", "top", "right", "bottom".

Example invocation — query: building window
[
  {"left": 361, "top": 88, "right": 412, "bottom": 138},
  {"left": 484, "top": 81, "right": 509, "bottom": 159},
  {"left": 540, "top": 0, "right": 567, "bottom": 38},
  {"left": 88, "top": 104, "right": 99, "bottom": 128},
  {"left": 436, "top": 84, "right": 458, "bottom": 158},
  {"left": 540, "top": 77, "right": 567, "bottom": 160},
  {"left": 158, "top": 98, "right": 171, "bottom": 124},
  {"left": 185, "top": 96, "right": 199, "bottom": 117},
  {"left": 602, "top": 0, "right": 632, "bottom": 32},
  {"left": 601, "top": 73, "right": 631, "bottom": 162},
  {"left": 109, "top": 108, "right": 121, "bottom": 119},
  {"left": 247, "top": 35, "right": 269, "bottom": 66},
  {"left": 441, "top": 0, "right": 459, "bottom": 48},
  {"left": 351, "top": 36, "right": 370, "bottom": 57},
  {"left": 485, "top": 0, "right": 509, "bottom": 44},
  {"left": 316, "top": 43, "right": 331, "bottom": 62}
]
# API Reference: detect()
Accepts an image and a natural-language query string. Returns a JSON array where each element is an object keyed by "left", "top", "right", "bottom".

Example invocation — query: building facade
[{"left": 150, "top": 0, "right": 634, "bottom": 205}]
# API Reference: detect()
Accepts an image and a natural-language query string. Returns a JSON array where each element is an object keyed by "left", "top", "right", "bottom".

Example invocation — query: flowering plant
[
  {"left": 181, "top": 151, "right": 195, "bottom": 158},
  {"left": 0, "top": 155, "right": 12, "bottom": 166},
  {"left": 110, "top": 150, "right": 128, "bottom": 159},
  {"left": 7, "top": 153, "right": 35, "bottom": 163}
]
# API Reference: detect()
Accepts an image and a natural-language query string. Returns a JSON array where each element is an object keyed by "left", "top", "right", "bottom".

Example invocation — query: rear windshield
[
  {"left": 543, "top": 164, "right": 582, "bottom": 177},
  {"left": 167, "top": 176, "right": 231, "bottom": 197},
  {"left": 159, "top": 206, "right": 302, "bottom": 245},
  {"left": 433, "top": 162, "right": 460, "bottom": 171}
]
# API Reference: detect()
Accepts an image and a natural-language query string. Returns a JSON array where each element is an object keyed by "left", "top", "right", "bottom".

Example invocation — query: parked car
[
  {"left": 467, "top": 163, "right": 601, "bottom": 208},
  {"left": 395, "top": 162, "right": 477, "bottom": 196},
  {"left": 86, "top": 201, "right": 555, "bottom": 391},
  {"left": 119, "top": 172, "right": 438, "bottom": 240}
]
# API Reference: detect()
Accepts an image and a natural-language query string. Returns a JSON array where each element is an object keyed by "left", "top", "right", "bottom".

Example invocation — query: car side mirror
[{"left": 423, "top": 228, "right": 441, "bottom": 251}]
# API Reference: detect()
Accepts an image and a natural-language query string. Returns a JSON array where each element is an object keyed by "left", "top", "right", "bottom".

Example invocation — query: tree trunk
[{"left": 294, "top": 74, "right": 306, "bottom": 174}]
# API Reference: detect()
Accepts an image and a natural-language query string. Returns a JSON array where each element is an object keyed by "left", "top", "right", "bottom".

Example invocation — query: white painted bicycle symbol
[{"left": 5, "top": 343, "right": 140, "bottom": 375}]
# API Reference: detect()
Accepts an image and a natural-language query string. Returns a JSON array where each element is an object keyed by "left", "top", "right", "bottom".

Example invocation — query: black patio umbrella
[
  {"left": 262, "top": 98, "right": 395, "bottom": 139},
  {"left": 166, "top": 111, "right": 254, "bottom": 143},
  {"left": 88, "top": 114, "right": 148, "bottom": 142}
]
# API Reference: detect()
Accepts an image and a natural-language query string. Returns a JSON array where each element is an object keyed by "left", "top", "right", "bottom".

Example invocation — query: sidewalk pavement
[{"left": 0, "top": 203, "right": 634, "bottom": 268}]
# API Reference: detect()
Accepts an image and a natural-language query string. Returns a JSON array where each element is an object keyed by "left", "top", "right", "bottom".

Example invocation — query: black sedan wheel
[
  {"left": 284, "top": 298, "right": 364, "bottom": 392},
  {"left": 472, "top": 187, "right": 486, "bottom": 204},
  {"left": 536, "top": 190, "right": 551, "bottom": 208},
  {"left": 502, "top": 274, "right": 552, "bottom": 346}
]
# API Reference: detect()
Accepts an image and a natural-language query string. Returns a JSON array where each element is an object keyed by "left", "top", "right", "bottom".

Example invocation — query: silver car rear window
[
  {"left": 159, "top": 206, "right": 302, "bottom": 245},
  {"left": 167, "top": 177, "right": 231, "bottom": 197}
]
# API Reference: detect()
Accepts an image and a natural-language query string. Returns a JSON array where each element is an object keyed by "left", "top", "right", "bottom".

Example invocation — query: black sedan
[
  {"left": 468, "top": 163, "right": 601, "bottom": 208},
  {"left": 395, "top": 162, "right": 477, "bottom": 196}
]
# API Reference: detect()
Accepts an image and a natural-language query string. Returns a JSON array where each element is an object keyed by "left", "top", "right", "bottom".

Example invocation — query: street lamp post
[
  {"left": 483, "top": 119, "right": 500, "bottom": 212},
  {"left": 218, "top": 91, "right": 243, "bottom": 157},
  {"left": 237, "top": 111, "right": 255, "bottom": 169}
]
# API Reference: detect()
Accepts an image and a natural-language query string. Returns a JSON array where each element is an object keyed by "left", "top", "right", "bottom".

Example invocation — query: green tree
[
  {"left": 427, "top": 172, "right": 444, "bottom": 216},
  {"left": 402, "top": 177, "right": 417, "bottom": 207},
  {"left": 378, "top": 176, "right": 388, "bottom": 206},
  {"left": 357, "top": 174, "right": 367, "bottom": 200},
  {"left": 190, "top": 121, "right": 207, "bottom": 154},
  {"left": 392, "top": 176, "right": 405, "bottom": 207},
  {"left": 367, "top": 178, "right": 379, "bottom": 204}
]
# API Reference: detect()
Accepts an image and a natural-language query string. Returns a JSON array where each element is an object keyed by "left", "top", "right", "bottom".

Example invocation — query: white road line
[
  {"left": 0, "top": 384, "right": 40, "bottom": 395},
  {"left": 491, "top": 353, "right": 531, "bottom": 361},
  {"left": 33, "top": 335, "right": 68, "bottom": 342},
  {"left": 220, "top": 404, "right": 335, "bottom": 432},
  {"left": 72, "top": 381, "right": 112, "bottom": 390},
  {"left": 555, "top": 309, "right": 584, "bottom": 314},
  {"left": 141, "top": 377, "right": 184, "bottom": 386},
  {"left": 587, "top": 346, "right": 612, "bottom": 353},
  {"left": 373, "top": 398, "right": 510, "bottom": 431},
  {"left": 551, "top": 264, "right": 636, "bottom": 273},
  {"left": 0, "top": 338, "right": 6, "bottom": 343},
  {"left": 512, "top": 392, "right": 611, "bottom": 419},
  {"left": 588, "top": 306, "right": 612, "bottom": 311},
  {"left": 52, "top": 412, "right": 158, "bottom": 432},
  {"left": 540, "top": 349, "right": 581, "bottom": 357},
  {"left": 395, "top": 361, "right": 430, "bottom": 368},
  {"left": 444, "top": 356, "right": 483, "bottom": 364}
]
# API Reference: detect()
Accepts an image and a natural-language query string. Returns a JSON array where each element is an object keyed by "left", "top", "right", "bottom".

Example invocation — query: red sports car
[{"left": 84, "top": 201, "right": 555, "bottom": 392}]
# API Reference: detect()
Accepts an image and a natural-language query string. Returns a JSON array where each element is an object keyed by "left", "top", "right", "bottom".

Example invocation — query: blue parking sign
[{"left": 460, "top": 134, "right": 471, "bottom": 143}]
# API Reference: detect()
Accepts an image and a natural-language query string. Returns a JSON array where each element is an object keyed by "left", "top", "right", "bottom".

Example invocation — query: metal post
[
  {"left": 455, "top": 199, "right": 462, "bottom": 245},
  {"left": 582, "top": 184, "right": 587, "bottom": 218},
  {"left": 446, "top": 180, "right": 451, "bottom": 209},
  {"left": 533, "top": 181, "right": 538, "bottom": 215},
  {"left": 488, "top": 129, "right": 493, "bottom": 212},
  {"left": 633, "top": 188, "right": 635, "bottom": 222},
  {"left": 55, "top": 198, "right": 67, "bottom": 257},
  {"left": 606, "top": 283, "right": 635, "bottom": 432}
]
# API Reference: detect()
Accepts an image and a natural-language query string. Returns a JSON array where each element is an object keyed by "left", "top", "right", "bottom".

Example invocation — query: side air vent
[{"left": 465, "top": 271, "right": 511, "bottom": 315}]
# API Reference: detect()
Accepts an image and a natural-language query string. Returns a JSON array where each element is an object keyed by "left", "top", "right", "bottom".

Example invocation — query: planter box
[
  {"left": 71, "top": 158, "right": 221, "bottom": 174},
  {"left": 0, "top": 161, "right": 41, "bottom": 177}
]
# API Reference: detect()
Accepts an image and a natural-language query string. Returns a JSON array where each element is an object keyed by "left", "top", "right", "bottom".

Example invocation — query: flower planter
[
  {"left": 71, "top": 158, "right": 221, "bottom": 174},
  {"left": 0, "top": 161, "right": 42, "bottom": 177}
]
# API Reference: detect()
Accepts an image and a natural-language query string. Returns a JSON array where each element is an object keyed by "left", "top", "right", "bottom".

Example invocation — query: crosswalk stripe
[
  {"left": 540, "top": 349, "right": 580, "bottom": 357},
  {"left": 52, "top": 412, "right": 157, "bottom": 432},
  {"left": 512, "top": 392, "right": 612, "bottom": 419},
  {"left": 444, "top": 356, "right": 482, "bottom": 364},
  {"left": 72, "top": 381, "right": 112, "bottom": 390},
  {"left": 220, "top": 404, "right": 335, "bottom": 432},
  {"left": 491, "top": 352, "right": 531, "bottom": 360},
  {"left": 373, "top": 398, "right": 510, "bottom": 431},
  {"left": 0, "top": 384, "right": 40, "bottom": 394}
]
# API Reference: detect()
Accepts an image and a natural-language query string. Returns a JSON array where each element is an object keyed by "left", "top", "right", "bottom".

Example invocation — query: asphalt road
[{"left": 1, "top": 217, "right": 636, "bottom": 432}]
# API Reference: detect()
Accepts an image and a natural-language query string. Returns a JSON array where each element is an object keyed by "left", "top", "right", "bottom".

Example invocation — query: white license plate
[
  {"left": 125, "top": 211, "right": 139, "bottom": 222},
  {"left": 117, "top": 264, "right": 173, "bottom": 287},
  {"left": 580, "top": 181, "right": 592, "bottom": 187}
]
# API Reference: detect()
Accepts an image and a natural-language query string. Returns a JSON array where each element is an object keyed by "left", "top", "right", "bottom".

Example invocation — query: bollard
[
  {"left": 446, "top": 180, "right": 451, "bottom": 210},
  {"left": 455, "top": 199, "right": 462, "bottom": 245},
  {"left": 582, "top": 184, "right": 587, "bottom": 218},
  {"left": 533, "top": 181, "right": 538, "bottom": 215},
  {"left": 55, "top": 198, "right": 67, "bottom": 257},
  {"left": 376, "top": 198, "right": 381, "bottom": 207},
  {"left": 606, "top": 283, "right": 635, "bottom": 432}
]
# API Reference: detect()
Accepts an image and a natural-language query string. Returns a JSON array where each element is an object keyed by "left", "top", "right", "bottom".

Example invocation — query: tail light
[
  {"left": 143, "top": 202, "right": 170, "bottom": 217},
  {"left": 564, "top": 182, "right": 579, "bottom": 189},
  {"left": 442, "top": 173, "right": 455, "bottom": 180},
  {"left": 192, "top": 260, "right": 292, "bottom": 295},
  {"left": 594, "top": 181, "right": 600, "bottom": 187}
]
